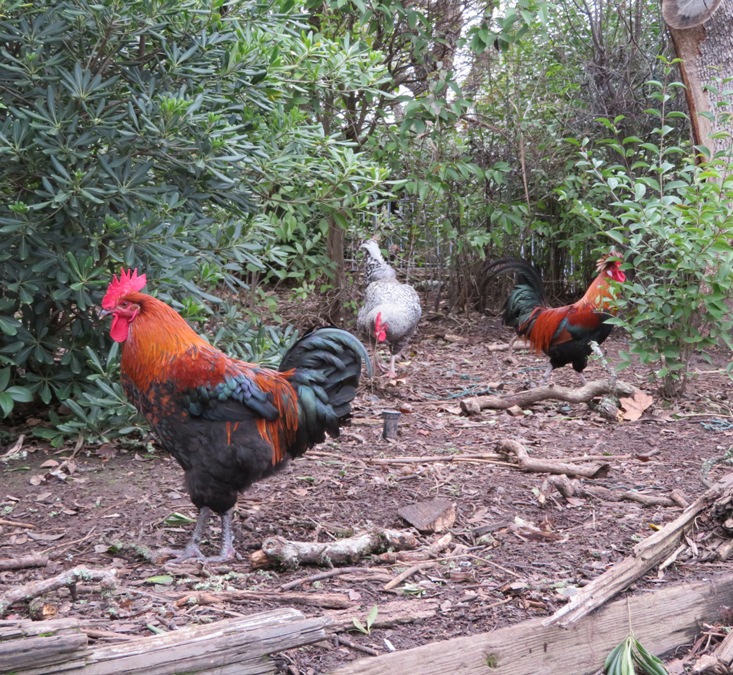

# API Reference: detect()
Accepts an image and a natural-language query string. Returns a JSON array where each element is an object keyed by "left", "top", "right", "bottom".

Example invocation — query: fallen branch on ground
[
  {"left": 336, "top": 635, "right": 381, "bottom": 656},
  {"left": 173, "top": 589, "right": 352, "bottom": 609},
  {"left": 325, "top": 599, "right": 439, "bottom": 633},
  {"left": 377, "top": 532, "right": 453, "bottom": 564},
  {"left": 544, "top": 473, "right": 733, "bottom": 627},
  {"left": 546, "top": 475, "right": 688, "bottom": 508},
  {"left": 366, "top": 453, "right": 506, "bottom": 465},
  {"left": 0, "top": 567, "right": 117, "bottom": 617},
  {"left": 461, "top": 378, "right": 639, "bottom": 414},
  {"left": 0, "top": 554, "right": 48, "bottom": 571},
  {"left": 279, "top": 566, "right": 371, "bottom": 592},
  {"left": 0, "top": 517, "right": 36, "bottom": 529},
  {"left": 691, "top": 628, "right": 733, "bottom": 673},
  {"left": 383, "top": 561, "right": 437, "bottom": 591},
  {"left": 498, "top": 439, "right": 610, "bottom": 479},
  {"left": 250, "top": 529, "right": 419, "bottom": 570}
]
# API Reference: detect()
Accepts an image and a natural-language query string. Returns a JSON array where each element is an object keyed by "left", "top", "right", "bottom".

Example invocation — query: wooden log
[
  {"left": 250, "top": 529, "right": 418, "bottom": 570},
  {"left": 7, "top": 608, "right": 328, "bottom": 675},
  {"left": 460, "top": 378, "right": 639, "bottom": 414},
  {"left": 331, "top": 575, "right": 733, "bottom": 674},
  {"left": 324, "top": 599, "right": 439, "bottom": 633}
]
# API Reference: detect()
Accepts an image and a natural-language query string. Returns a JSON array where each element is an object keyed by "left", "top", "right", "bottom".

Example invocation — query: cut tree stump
[
  {"left": 331, "top": 574, "right": 733, "bottom": 674},
  {"left": 1, "top": 608, "right": 328, "bottom": 675},
  {"left": 398, "top": 498, "right": 456, "bottom": 533}
]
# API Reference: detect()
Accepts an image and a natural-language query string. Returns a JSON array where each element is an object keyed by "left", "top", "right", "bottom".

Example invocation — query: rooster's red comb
[{"left": 102, "top": 268, "right": 147, "bottom": 309}]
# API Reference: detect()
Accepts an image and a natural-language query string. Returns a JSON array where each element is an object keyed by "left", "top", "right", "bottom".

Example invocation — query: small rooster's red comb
[{"left": 102, "top": 268, "right": 147, "bottom": 309}]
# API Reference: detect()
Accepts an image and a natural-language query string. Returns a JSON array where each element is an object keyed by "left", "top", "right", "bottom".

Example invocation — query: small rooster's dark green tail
[
  {"left": 279, "top": 327, "right": 371, "bottom": 455},
  {"left": 483, "top": 258, "right": 546, "bottom": 328}
]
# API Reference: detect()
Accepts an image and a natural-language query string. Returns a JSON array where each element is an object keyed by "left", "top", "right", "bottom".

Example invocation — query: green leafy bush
[
  {"left": 0, "top": 0, "right": 389, "bottom": 431},
  {"left": 562, "top": 74, "right": 733, "bottom": 396}
]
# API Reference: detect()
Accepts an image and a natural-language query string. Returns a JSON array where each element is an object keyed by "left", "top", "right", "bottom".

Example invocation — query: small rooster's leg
[{"left": 539, "top": 363, "right": 554, "bottom": 386}]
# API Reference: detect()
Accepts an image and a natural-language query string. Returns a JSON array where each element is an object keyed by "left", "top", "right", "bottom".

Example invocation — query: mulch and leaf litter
[{"left": 2, "top": 310, "right": 733, "bottom": 673}]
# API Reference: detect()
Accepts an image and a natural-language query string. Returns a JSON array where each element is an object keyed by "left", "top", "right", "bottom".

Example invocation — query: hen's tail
[
  {"left": 279, "top": 327, "right": 372, "bottom": 455},
  {"left": 483, "top": 258, "right": 546, "bottom": 328}
]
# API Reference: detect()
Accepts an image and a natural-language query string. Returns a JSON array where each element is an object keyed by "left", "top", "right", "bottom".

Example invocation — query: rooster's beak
[{"left": 98, "top": 308, "right": 111, "bottom": 319}]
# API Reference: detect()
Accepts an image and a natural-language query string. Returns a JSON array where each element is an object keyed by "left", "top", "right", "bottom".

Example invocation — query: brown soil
[{"left": 2, "top": 310, "right": 733, "bottom": 673}]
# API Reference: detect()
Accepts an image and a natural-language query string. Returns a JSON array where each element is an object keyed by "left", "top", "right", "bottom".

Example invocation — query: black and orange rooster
[
  {"left": 100, "top": 269, "right": 371, "bottom": 562},
  {"left": 485, "top": 253, "right": 626, "bottom": 385}
]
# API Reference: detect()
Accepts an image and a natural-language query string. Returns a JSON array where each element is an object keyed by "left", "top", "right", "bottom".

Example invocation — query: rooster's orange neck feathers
[{"left": 119, "top": 292, "right": 216, "bottom": 393}]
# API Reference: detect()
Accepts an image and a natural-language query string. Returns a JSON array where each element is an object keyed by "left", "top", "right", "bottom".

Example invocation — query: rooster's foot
[
  {"left": 161, "top": 543, "right": 240, "bottom": 564},
  {"left": 160, "top": 542, "right": 206, "bottom": 563}
]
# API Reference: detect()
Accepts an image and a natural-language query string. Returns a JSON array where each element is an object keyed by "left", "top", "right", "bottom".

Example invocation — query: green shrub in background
[
  {"left": 561, "top": 72, "right": 733, "bottom": 397},
  {"left": 0, "top": 0, "right": 389, "bottom": 435}
]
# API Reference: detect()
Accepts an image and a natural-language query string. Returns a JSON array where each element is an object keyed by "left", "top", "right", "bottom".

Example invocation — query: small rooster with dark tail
[
  {"left": 100, "top": 269, "right": 371, "bottom": 562},
  {"left": 357, "top": 240, "right": 422, "bottom": 378},
  {"left": 485, "top": 253, "right": 626, "bottom": 385}
]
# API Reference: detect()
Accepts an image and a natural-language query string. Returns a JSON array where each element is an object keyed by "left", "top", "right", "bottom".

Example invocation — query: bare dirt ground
[{"left": 2, "top": 307, "right": 733, "bottom": 673}]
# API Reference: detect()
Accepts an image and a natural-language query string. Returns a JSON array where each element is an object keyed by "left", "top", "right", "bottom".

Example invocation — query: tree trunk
[
  {"left": 664, "top": 0, "right": 733, "bottom": 154},
  {"left": 327, "top": 216, "right": 345, "bottom": 323}
]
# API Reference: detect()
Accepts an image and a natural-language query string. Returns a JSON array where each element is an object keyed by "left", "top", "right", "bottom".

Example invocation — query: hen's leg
[
  {"left": 386, "top": 354, "right": 397, "bottom": 378},
  {"left": 373, "top": 350, "right": 390, "bottom": 374}
]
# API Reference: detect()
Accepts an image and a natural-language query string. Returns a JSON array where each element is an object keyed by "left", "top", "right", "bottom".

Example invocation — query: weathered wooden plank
[
  {"left": 332, "top": 575, "right": 733, "bottom": 675},
  {"left": 0, "top": 618, "right": 87, "bottom": 673},
  {"left": 0, "top": 633, "right": 89, "bottom": 673},
  {"left": 3, "top": 608, "right": 328, "bottom": 675},
  {"left": 77, "top": 608, "right": 324, "bottom": 675}
]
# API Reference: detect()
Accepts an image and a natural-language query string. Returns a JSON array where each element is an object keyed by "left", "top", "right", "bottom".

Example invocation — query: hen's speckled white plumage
[{"left": 356, "top": 241, "right": 422, "bottom": 376}]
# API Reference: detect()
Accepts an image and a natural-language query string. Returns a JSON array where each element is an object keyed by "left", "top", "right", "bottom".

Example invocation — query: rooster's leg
[
  {"left": 163, "top": 506, "right": 211, "bottom": 562},
  {"left": 164, "top": 507, "right": 239, "bottom": 563},
  {"left": 214, "top": 508, "right": 238, "bottom": 561}
]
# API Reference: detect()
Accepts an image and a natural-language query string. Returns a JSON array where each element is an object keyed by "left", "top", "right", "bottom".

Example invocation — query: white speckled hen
[{"left": 356, "top": 240, "right": 422, "bottom": 377}]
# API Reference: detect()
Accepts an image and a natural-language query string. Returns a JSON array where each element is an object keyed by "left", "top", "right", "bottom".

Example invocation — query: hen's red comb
[
  {"left": 374, "top": 311, "right": 387, "bottom": 342},
  {"left": 102, "top": 268, "right": 147, "bottom": 309}
]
